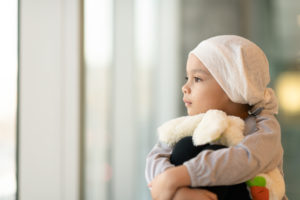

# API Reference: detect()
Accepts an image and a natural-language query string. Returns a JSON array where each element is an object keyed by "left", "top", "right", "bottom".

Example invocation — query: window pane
[
  {"left": 134, "top": 0, "right": 158, "bottom": 199},
  {"left": 0, "top": 1, "right": 18, "bottom": 200},
  {"left": 83, "top": 0, "right": 113, "bottom": 199},
  {"left": 83, "top": 0, "right": 180, "bottom": 199}
]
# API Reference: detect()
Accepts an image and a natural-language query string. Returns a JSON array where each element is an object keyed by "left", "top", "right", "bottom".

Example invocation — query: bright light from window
[
  {"left": 0, "top": 1, "right": 18, "bottom": 200},
  {"left": 84, "top": 0, "right": 112, "bottom": 68},
  {"left": 276, "top": 71, "right": 300, "bottom": 115}
]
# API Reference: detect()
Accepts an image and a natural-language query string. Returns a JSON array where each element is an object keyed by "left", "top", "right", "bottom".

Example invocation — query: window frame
[{"left": 18, "top": 0, "right": 82, "bottom": 199}]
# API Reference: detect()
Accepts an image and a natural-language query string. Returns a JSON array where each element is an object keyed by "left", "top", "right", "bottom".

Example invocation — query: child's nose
[{"left": 182, "top": 83, "right": 190, "bottom": 94}]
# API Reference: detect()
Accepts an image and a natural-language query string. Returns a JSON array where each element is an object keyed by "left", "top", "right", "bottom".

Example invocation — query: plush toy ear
[
  {"left": 193, "top": 110, "right": 228, "bottom": 146},
  {"left": 218, "top": 116, "right": 245, "bottom": 146},
  {"left": 158, "top": 113, "right": 204, "bottom": 146},
  {"left": 173, "top": 113, "right": 204, "bottom": 137},
  {"left": 158, "top": 116, "right": 187, "bottom": 146}
]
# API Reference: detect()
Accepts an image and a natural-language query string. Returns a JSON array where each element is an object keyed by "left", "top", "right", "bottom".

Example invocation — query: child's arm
[
  {"left": 148, "top": 165, "right": 191, "bottom": 200},
  {"left": 173, "top": 187, "right": 217, "bottom": 200},
  {"left": 183, "top": 112, "right": 284, "bottom": 187},
  {"left": 149, "top": 166, "right": 217, "bottom": 200},
  {"left": 145, "top": 140, "right": 175, "bottom": 184}
]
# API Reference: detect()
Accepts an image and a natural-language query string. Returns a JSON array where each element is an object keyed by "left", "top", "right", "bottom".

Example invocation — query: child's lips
[
  {"left": 183, "top": 99, "right": 192, "bottom": 106},
  {"left": 185, "top": 103, "right": 191, "bottom": 107}
]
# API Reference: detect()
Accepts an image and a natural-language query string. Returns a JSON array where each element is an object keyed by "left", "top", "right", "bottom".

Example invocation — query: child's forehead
[
  {"left": 186, "top": 54, "right": 210, "bottom": 75},
  {"left": 186, "top": 68, "right": 209, "bottom": 75}
]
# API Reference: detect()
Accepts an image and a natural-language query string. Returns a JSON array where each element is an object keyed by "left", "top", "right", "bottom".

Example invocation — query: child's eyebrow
[{"left": 186, "top": 69, "right": 209, "bottom": 75}]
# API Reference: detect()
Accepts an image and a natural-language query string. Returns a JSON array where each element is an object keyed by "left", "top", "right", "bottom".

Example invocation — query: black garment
[{"left": 170, "top": 136, "right": 251, "bottom": 200}]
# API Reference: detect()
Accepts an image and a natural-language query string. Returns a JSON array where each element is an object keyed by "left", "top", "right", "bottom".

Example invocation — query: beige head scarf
[{"left": 190, "top": 35, "right": 278, "bottom": 115}]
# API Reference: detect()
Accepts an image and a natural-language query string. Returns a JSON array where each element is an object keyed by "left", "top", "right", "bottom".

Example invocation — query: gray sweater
[{"left": 145, "top": 110, "right": 287, "bottom": 200}]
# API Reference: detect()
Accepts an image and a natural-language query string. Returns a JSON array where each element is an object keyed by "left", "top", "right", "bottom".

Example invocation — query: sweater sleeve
[
  {"left": 183, "top": 112, "right": 284, "bottom": 187},
  {"left": 145, "top": 141, "right": 175, "bottom": 184}
]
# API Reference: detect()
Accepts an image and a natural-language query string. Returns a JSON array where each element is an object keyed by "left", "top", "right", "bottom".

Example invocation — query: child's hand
[
  {"left": 148, "top": 165, "right": 191, "bottom": 200},
  {"left": 148, "top": 173, "right": 177, "bottom": 200},
  {"left": 173, "top": 187, "right": 218, "bottom": 200}
]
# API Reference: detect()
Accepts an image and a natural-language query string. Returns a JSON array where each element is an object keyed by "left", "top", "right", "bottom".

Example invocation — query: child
[{"left": 145, "top": 35, "right": 287, "bottom": 200}]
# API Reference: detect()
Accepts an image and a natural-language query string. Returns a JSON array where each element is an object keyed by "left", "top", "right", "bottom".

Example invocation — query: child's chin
[{"left": 187, "top": 110, "right": 197, "bottom": 116}]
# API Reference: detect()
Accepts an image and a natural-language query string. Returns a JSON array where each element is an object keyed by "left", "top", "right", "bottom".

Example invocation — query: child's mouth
[
  {"left": 183, "top": 99, "right": 192, "bottom": 107},
  {"left": 185, "top": 102, "right": 192, "bottom": 107}
]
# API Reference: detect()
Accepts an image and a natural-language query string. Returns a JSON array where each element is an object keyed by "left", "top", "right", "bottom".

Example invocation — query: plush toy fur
[{"left": 158, "top": 109, "right": 285, "bottom": 200}]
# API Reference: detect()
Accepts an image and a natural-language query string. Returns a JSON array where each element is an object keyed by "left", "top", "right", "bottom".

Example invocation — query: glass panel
[
  {"left": 83, "top": 0, "right": 113, "bottom": 199},
  {"left": 272, "top": 0, "right": 300, "bottom": 198},
  {"left": 134, "top": 0, "right": 158, "bottom": 199},
  {"left": 0, "top": 1, "right": 18, "bottom": 200},
  {"left": 83, "top": 0, "right": 169, "bottom": 199}
]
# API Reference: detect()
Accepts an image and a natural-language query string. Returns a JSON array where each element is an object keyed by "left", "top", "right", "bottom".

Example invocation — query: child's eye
[
  {"left": 194, "top": 77, "right": 202, "bottom": 82},
  {"left": 185, "top": 76, "right": 202, "bottom": 82}
]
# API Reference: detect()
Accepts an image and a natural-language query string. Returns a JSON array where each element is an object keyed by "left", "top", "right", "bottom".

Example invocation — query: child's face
[{"left": 182, "top": 54, "right": 230, "bottom": 116}]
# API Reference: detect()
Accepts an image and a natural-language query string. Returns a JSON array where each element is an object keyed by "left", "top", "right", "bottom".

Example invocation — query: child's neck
[{"left": 224, "top": 104, "right": 251, "bottom": 120}]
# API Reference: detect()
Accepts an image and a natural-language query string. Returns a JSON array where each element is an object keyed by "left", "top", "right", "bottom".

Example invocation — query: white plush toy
[{"left": 158, "top": 109, "right": 285, "bottom": 200}]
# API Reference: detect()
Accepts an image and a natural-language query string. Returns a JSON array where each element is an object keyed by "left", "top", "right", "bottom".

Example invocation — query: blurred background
[{"left": 1, "top": 0, "right": 300, "bottom": 199}]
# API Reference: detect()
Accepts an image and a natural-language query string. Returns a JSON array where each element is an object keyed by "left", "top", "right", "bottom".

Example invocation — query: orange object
[{"left": 250, "top": 186, "right": 269, "bottom": 200}]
